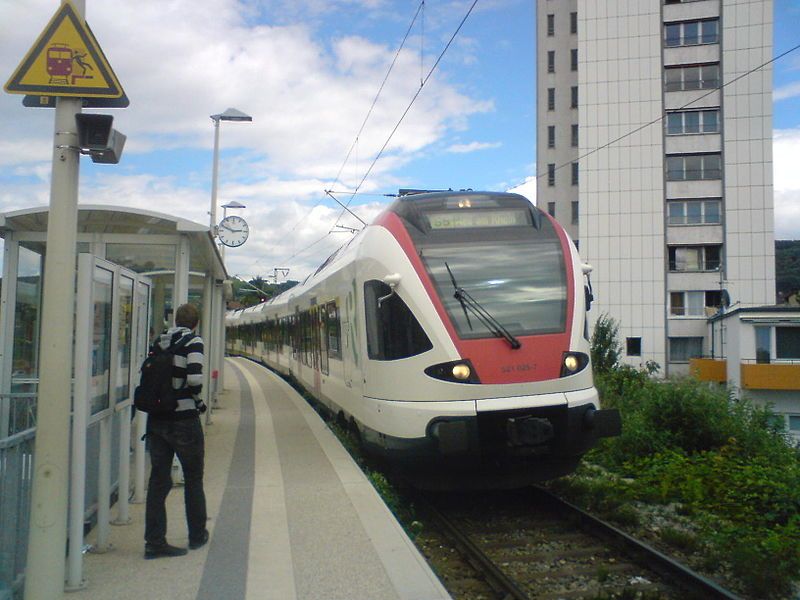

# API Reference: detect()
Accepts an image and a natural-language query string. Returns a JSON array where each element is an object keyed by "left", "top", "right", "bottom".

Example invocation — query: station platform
[{"left": 63, "top": 357, "right": 451, "bottom": 600}]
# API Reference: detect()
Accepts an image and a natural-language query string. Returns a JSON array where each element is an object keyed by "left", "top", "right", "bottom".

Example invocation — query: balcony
[
  {"left": 741, "top": 361, "right": 800, "bottom": 390},
  {"left": 690, "top": 357, "right": 727, "bottom": 383}
]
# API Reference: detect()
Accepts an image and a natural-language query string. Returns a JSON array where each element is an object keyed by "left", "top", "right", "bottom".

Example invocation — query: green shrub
[{"left": 590, "top": 313, "right": 622, "bottom": 375}]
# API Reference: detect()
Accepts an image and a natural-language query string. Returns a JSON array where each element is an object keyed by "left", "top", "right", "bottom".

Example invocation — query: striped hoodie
[{"left": 150, "top": 326, "right": 204, "bottom": 420}]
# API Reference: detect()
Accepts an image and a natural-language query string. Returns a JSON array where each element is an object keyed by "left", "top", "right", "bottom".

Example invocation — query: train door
[{"left": 319, "top": 304, "right": 329, "bottom": 375}]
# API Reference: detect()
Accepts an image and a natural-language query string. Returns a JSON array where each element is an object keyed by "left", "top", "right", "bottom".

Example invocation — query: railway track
[{"left": 417, "top": 486, "right": 741, "bottom": 600}]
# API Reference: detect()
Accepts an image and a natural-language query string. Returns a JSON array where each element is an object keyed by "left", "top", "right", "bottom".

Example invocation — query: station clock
[{"left": 217, "top": 215, "right": 249, "bottom": 247}]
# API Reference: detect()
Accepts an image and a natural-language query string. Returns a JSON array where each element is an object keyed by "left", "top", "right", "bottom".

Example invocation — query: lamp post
[
  {"left": 209, "top": 110, "right": 250, "bottom": 401},
  {"left": 210, "top": 108, "right": 252, "bottom": 230}
]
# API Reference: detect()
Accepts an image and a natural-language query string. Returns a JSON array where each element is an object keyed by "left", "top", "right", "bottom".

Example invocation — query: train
[{"left": 226, "top": 190, "right": 621, "bottom": 489}]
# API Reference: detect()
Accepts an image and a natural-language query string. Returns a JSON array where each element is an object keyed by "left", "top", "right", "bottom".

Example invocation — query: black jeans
[{"left": 145, "top": 415, "right": 207, "bottom": 545}]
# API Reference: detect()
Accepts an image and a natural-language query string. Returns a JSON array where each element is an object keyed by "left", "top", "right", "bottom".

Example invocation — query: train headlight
[
  {"left": 560, "top": 352, "right": 589, "bottom": 377},
  {"left": 425, "top": 359, "right": 480, "bottom": 384},
  {"left": 452, "top": 364, "right": 471, "bottom": 380}
]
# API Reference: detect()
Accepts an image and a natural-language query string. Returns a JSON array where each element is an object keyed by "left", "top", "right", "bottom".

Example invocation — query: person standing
[{"left": 144, "top": 303, "right": 209, "bottom": 559}]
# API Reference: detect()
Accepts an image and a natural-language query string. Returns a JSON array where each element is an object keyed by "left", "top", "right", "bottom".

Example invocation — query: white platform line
[{"left": 230, "top": 360, "right": 297, "bottom": 600}]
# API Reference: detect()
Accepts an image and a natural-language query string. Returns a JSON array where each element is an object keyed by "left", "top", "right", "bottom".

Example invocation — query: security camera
[{"left": 75, "top": 113, "right": 126, "bottom": 164}]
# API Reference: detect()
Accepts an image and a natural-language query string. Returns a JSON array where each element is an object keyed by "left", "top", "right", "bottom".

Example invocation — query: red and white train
[{"left": 226, "top": 191, "right": 620, "bottom": 489}]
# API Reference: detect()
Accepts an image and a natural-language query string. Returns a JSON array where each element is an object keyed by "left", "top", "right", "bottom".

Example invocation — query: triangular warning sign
[{"left": 4, "top": 1, "right": 125, "bottom": 99}]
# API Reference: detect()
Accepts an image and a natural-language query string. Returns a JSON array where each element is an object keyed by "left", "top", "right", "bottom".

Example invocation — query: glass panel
[
  {"left": 105, "top": 243, "right": 177, "bottom": 274},
  {"left": 421, "top": 233, "right": 567, "bottom": 338},
  {"left": 670, "top": 292, "right": 685, "bottom": 316},
  {"left": 667, "top": 113, "right": 683, "bottom": 134},
  {"left": 705, "top": 246, "right": 721, "bottom": 270},
  {"left": 683, "top": 21, "right": 699, "bottom": 45},
  {"left": 789, "top": 416, "right": 800, "bottom": 432},
  {"left": 687, "top": 201, "right": 702, "bottom": 224},
  {"left": 684, "top": 111, "right": 700, "bottom": 133},
  {"left": 683, "top": 66, "right": 701, "bottom": 90},
  {"left": 665, "top": 68, "right": 682, "bottom": 92},
  {"left": 687, "top": 291, "right": 705, "bottom": 315},
  {"left": 91, "top": 267, "right": 113, "bottom": 414},
  {"left": 666, "top": 156, "right": 684, "bottom": 180},
  {"left": 776, "top": 327, "right": 800, "bottom": 359},
  {"left": 701, "top": 64, "right": 719, "bottom": 89},
  {"left": 116, "top": 276, "right": 134, "bottom": 402},
  {"left": 547, "top": 88, "right": 555, "bottom": 110},
  {"left": 755, "top": 326, "right": 771, "bottom": 363},
  {"left": 668, "top": 202, "right": 685, "bottom": 225},
  {"left": 676, "top": 247, "right": 701, "bottom": 271},
  {"left": 665, "top": 23, "right": 681, "bottom": 46},
  {"left": 670, "top": 337, "right": 703, "bottom": 361},
  {"left": 705, "top": 200, "right": 721, "bottom": 223},
  {"left": 13, "top": 246, "right": 42, "bottom": 388},
  {"left": 364, "top": 281, "right": 432, "bottom": 360},
  {"left": 703, "top": 154, "right": 722, "bottom": 179},
  {"left": 702, "top": 110, "right": 718, "bottom": 132},
  {"left": 702, "top": 20, "right": 719, "bottom": 44},
  {"left": 685, "top": 155, "right": 703, "bottom": 180}
]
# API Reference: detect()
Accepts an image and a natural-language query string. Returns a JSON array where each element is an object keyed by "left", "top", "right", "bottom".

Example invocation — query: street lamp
[{"left": 210, "top": 108, "right": 252, "bottom": 230}]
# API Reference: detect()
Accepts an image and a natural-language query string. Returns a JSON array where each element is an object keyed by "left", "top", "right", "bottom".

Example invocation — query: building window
[
  {"left": 626, "top": 337, "right": 642, "bottom": 356},
  {"left": 667, "top": 199, "right": 721, "bottom": 225},
  {"left": 776, "top": 327, "right": 800, "bottom": 360},
  {"left": 755, "top": 326, "right": 771, "bottom": 363},
  {"left": 548, "top": 51, "right": 555, "bottom": 73},
  {"left": 548, "top": 125, "right": 556, "bottom": 149},
  {"left": 669, "top": 337, "right": 703, "bottom": 362},
  {"left": 570, "top": 48, "right": 578, "bottom": 71},
  {"left": 571, "top": 201, "right": 579, "bottom": 224},
  {"left": 571, "top": 86, "right": 578, "bottom": 108},
  {"left": 665, "top": 64, "right": 720, "bottom": 91},
  {"left": 670, "top": 291, "right": 722, "bottom": 317},
  {"left": 570, "top": 11, "right": 578, "bottom": 34},
  {"left": 571, "top": 124, "right": 579, "bottom": 147},
  {"left": 665, "top": 19, "right": 719, "bottom": 47},
  {"left": 668, "top": 245, "right": 721, "bottom": 271},
  {"left": 547, "top": 202, "right": 556, "bottom": 217},
  {"left": 789, "top": 415, "right": 800, "bottom": 433},
  {"left": 666, "top": 153, "right": 722, "bottom": 181},
  {"left": 547, "top": 13, "right": 555, "bottom": 36},
  {"left": 666, "top": 109, "right": 720, "bottom": 135},
  {"left": 547, "top": 87, "right": 555, "bottom": 110},
  {"left": 547, "top": 164, "right": 556, "bottom": 186},
  {"left": 571, "top": 162, "right": 579, "bottom": 185}
]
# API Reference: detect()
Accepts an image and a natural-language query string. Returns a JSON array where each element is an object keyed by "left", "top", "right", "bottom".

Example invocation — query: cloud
[
  {"left": 507, "top": 174, "right": 537, "bottom": 205},
  {"left": 773, "top": 128, "right": 800, "bottom": 240},
  {"left": 447, "top": 141, "right": 502, "bottom": 153},
  {"left": 774, "top": 81, "right": 800, "bottom": 102}
]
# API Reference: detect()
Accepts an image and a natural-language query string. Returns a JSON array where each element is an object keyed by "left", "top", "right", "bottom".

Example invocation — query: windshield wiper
[{"left": 444, "top": 262, "right": 521, "bottom": 350}]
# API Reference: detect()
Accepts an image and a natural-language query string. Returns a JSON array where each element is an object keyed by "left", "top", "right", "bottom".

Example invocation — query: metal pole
[
  {"left": 23, "top": 94, "right": 82, "bottom": 600},
  {"left": 95, "top": 415, "right": 112, "bottom": 552},
  {"left": 65, "top": 253, "right": 92, "bottom": 591},
  {"left": 210, "top": 118, "right": 220, "bottom": 229}
]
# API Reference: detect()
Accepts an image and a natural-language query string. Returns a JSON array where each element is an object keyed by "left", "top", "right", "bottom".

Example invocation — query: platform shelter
[{"left": 0, "top": 205, "right": 228, "bottom": 595}]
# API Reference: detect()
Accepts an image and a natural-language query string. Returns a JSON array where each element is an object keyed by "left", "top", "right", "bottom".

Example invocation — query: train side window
[{"left": 364, "top": 280, "right": 432, "bottom": 360}]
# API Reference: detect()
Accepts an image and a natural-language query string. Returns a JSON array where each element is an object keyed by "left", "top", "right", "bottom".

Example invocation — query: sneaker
[
  {"left": 189, "top": 529, "right": 209, "bottom": 550},
  {"left": 144, "top": 542, "right": 188, "bottom": 559}
]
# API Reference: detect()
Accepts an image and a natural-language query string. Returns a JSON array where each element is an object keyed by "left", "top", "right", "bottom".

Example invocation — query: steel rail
[
  {"left": 531, "top": 486, "right": 742, "bottom": 600},
  {"left": 418, "top": 496, "right": 530, "bottom": 600}
]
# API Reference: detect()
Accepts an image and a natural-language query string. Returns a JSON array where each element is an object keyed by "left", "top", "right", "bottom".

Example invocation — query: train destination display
[{"left": 426, "top": 208, "right": 530, "bottom": 230}]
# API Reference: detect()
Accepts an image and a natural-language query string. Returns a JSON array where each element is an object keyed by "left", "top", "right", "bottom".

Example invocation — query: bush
[{"left": 590, "top": 313, "right": 622, "bottom": 375}]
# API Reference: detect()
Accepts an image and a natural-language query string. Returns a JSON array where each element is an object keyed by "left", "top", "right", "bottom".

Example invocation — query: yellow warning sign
[{"left": 4, "top": 1, "right": 124, "bottom": 99}]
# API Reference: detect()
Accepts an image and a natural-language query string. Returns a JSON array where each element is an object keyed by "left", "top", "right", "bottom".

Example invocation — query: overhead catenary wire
[
  {"left": 332, "top": 0, "right": 481, "bottom": 229},
  {"left": 284, "top": 1, "right": 427, "bottom": 237}
]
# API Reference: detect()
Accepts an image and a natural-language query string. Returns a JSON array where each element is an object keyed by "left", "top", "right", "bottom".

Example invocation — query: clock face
[{"left": 218, "top": 215, "right": 249, "bottom": 247}]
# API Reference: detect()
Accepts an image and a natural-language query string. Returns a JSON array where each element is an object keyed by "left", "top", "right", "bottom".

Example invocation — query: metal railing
[{"left": 0, "top": 427, "right": 35, "bottom": 598}]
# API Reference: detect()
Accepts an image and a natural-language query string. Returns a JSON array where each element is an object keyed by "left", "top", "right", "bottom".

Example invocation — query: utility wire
[
  {"left": 333, "top": 0, "right": 481, "bottom": 229},
  {"left": 285, "top": 1, "right": 426, "bottom": 236},
  {"left": 544, "top": 41, "right": 800, "bottom": 180}
]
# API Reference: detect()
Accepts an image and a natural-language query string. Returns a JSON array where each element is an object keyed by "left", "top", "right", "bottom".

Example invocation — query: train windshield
[{"left": 419, "top": 229, "right": 567, "bottom": 339}]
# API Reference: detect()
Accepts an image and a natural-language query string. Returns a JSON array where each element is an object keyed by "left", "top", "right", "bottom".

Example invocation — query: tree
[{"left": 590, "top": 313, "right": 621, "bottom": 375}]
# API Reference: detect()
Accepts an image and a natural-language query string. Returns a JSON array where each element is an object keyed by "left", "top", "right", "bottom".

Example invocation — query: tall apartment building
[{"left": 537, "top": 0, "right": 775, "bottom": 374}]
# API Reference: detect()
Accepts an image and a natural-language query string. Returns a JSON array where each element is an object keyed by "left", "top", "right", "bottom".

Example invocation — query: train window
[
  {"left": 326, "top": 301, "right": 342, "bottom": 359},
  {"left": 364, "top": 281, "right": 432, "bottom": 360}
]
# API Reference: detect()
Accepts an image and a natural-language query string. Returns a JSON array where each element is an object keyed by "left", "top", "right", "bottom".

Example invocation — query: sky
[{"left": 0, "top": 0, "right": 798, "bottom": 284}]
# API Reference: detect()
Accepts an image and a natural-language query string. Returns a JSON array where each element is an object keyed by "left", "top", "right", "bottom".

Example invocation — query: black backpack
[{"left": 134, "top": 334, "right": 193, "bottom": 414}]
